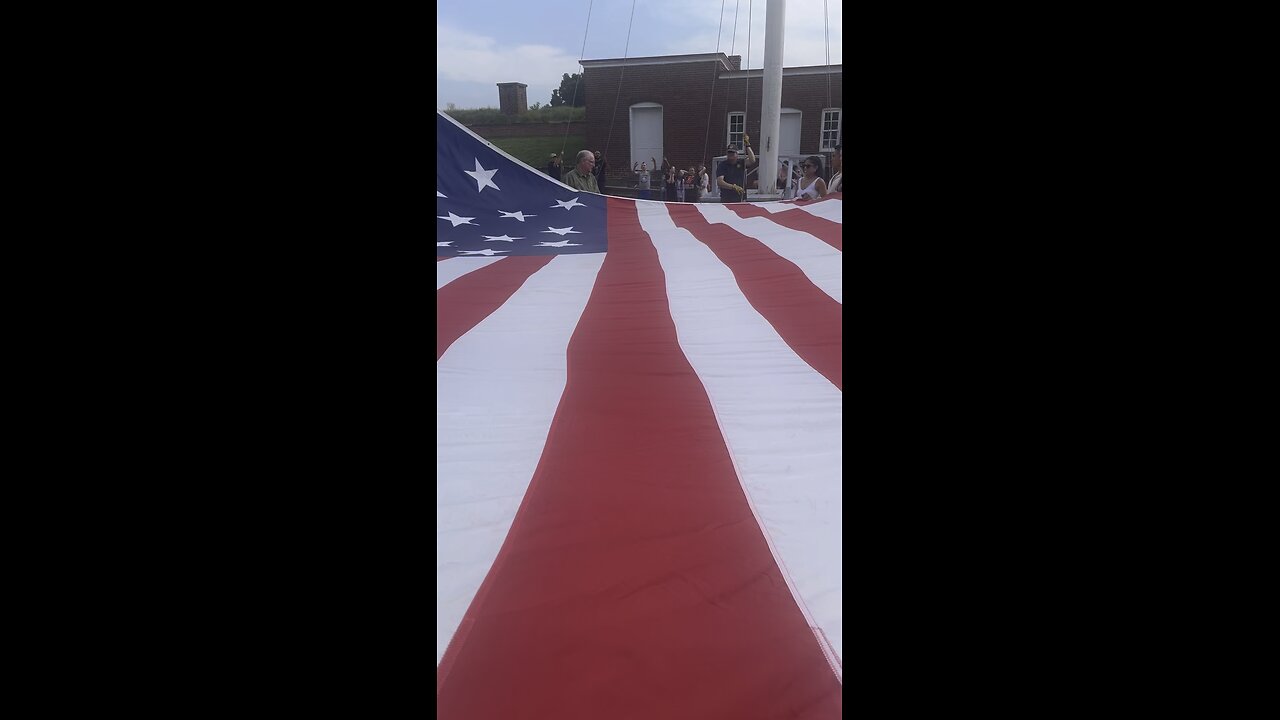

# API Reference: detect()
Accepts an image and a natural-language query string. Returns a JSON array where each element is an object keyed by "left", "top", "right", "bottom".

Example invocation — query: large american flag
[{"left": 437, "top": 110, "right": 843, "bottom": 718}]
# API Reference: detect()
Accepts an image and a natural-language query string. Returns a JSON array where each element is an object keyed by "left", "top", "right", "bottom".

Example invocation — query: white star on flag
[
  {"left": 458, "top": 248, "right": 508, "bottom": 256},
  {"left": 436, "top": 110, "right": 606, "bottom": 257},
  {"left": 438, "top": 212, "right": 477, "bottom": 228},
  {"left": 437, "top": 191, "right": 447, "bottom": 197},
  {"left": 437, "top": 241, "right": 454, "bottom": 247},
  {"left": 465, "top": 159, "right": 500, "bottom": 193},
  {"left": 552, "top": 197, "right": 587, "bottom": 211},
  {"left": 535, "top": 239, "right": 583, "bottom": 247}
]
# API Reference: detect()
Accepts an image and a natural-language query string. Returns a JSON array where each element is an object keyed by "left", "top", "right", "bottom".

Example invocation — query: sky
[{"left": 437, "top": 0, "right": 843, "bottom": 110}]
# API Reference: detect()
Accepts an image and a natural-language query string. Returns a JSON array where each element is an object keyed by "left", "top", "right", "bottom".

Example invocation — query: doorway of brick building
[
  {"left": 629, "top": 102, "right": 663, "bottom": 177},
  {"left": 781, "top": 108, "right": 801, "bottom": 157}
]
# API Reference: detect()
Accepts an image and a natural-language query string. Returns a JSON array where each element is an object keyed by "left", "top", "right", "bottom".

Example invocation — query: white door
[
  {"left": 630, "top": 103, "right": 663, "bottom": 172},
  {"left": 781, "top": 109, "right": 801, "bottom": 156}
]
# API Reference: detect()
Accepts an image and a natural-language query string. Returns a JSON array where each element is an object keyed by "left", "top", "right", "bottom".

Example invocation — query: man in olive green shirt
[{"left": 561, "top": 150, "right": 600, "bottom": 193}]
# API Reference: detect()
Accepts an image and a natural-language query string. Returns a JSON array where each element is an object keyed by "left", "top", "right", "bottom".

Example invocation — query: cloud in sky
[
  {"left": 654, "top": 0, "right": 842, "bottom": 68},
  {"left": 437, "top": 0, "right": 841, "bottom": 110},
  {"left": 437, "top": 23, "right": 582, "bottom": 109}
]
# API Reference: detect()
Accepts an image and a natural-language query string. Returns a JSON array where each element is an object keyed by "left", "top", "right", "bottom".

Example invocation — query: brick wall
[{"left": 585, "top": 59, "right": 841, "bottom": 187}]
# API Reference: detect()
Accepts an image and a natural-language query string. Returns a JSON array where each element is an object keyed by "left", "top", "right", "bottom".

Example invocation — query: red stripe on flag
[
  {"left": 667, "top": 204, "right": 843, "bottom": 391},
  {"left": 436, "top": 255, "right": 554, "bottom": 360},
  {"left": 436, "top": 197, "right": 841, "bottom": 718},
  {"left": 728, "top": 202, "right": 843, "bottom": 251}
]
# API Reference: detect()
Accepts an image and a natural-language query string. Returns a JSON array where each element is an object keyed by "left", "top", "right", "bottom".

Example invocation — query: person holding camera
[
  {"left": 685, "top": 165, "right": 701, "bottom": 203},
  {"left": 663, "top": 163, "right": 679, "bottom": 202},
  {"left": 633, "top": 161, "right": 652, "bottom": 200}
]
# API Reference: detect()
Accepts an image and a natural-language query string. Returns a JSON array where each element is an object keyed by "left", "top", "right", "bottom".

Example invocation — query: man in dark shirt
[
  {"left": 544, "top": 153, "right": 561, "bottom": 179},
  {"left": 716, "top": 136, "right": 757, "bottom": 203}
]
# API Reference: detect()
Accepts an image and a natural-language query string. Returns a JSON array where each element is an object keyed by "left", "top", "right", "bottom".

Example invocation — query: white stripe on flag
[
  {"left": 794, "top": 198, "right": 843, "bottom": 223},
  {"left": 696, "top": 203, "right": 843, "bottom": 304},
  {"left": 754, "top": 198, "right": 844, "bottom": 223},
  {"left": 436, "top": 256, "right": 506, "bottom": 290},
  {"left": 436, "top": 252, "right": 606, "bottom": 664},
  {"left": 637, "top": 201, "right": 844, "bottom": 674}
]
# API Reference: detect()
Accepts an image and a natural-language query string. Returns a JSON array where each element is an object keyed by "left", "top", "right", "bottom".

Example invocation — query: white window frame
[
  {"left": 727, "top": 112, "right": 745, "bottom": 151},
  {"left": 820, "top": 108, "right": 842, "bottom": 152}
]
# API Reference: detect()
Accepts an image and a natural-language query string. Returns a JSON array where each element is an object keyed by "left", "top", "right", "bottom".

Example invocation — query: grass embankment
[
  {"left": 488, "top": 136, "right": 586, "bottom": 173},
  {"left": 445, "top": 106, "right": 586, "bottom": 125}
]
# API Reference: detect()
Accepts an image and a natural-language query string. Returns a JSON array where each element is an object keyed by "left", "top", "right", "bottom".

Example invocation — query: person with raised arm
[{"left": 716, "top": 134, "right": 757, "bottom": 203}]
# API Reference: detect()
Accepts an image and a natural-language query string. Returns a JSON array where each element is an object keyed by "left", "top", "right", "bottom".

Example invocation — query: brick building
[{"left": 580, "top": 52, "right": 842, "bottom": 189}]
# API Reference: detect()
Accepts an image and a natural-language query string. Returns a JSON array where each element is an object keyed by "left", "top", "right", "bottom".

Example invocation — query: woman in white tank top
[{"left": 797, "top": 155, "right": 828, "bottom": 200}]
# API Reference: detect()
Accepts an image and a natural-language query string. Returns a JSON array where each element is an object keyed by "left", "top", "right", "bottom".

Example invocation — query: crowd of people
[
  {"left": 543, "top": 137, "right": 842, "bottom": 203},
  {"left": 757, "top": 139, "right": 843, "bottom": 200},
  {"left": 628, "top": 157, "right": 713, "bottom": 202}
]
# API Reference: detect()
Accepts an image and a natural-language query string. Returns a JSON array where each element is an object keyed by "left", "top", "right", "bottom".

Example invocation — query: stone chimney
[{"left": 496, "top": 82, "right": 528, "bottom": 115}]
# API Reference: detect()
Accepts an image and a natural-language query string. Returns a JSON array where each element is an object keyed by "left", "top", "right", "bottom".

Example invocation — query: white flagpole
[{"left": 756, "top": 0, "right": 785, "bottom": 200}]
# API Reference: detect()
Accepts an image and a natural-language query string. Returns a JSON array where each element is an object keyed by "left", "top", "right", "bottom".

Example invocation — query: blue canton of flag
[{"left": 437, "top": 112, "right": 607, "bottom": 256}]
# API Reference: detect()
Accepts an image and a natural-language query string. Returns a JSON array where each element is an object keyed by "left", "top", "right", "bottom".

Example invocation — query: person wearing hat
[
  {"left": 716, "top": 133, "right": 757, "bottom": 203},
  {"left": 591, "top": 151, "right": 608, "bottom": 191},
  {"left": 544, "top": 153, "right": 562, "bottom": 179}
]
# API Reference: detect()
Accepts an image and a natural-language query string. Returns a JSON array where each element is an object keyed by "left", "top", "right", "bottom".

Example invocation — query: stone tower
[{"left": 496, "top": 82, "right": 528, "bottom": 115}]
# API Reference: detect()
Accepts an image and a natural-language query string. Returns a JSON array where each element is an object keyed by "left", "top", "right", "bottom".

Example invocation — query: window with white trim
[
  {"left": 820, "top": 108, "right": 842, "bottom": 151},
  {"left": 727, "top": 112, "right": 745, "bottom": 150}
]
